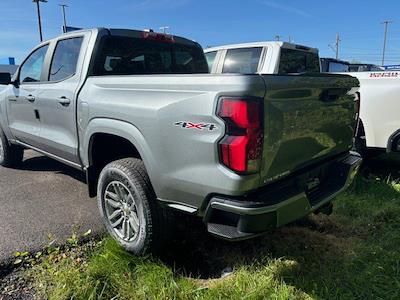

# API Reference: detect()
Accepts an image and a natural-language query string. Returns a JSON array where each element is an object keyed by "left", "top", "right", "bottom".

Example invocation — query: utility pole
[
  {"left": 59, "top": 4, "right": 68, "bottom": 33},
  {"left": 288, "top": 36, "right": 293, "bottom": 43},
  {"left": 335, "top": 33, "right": 340, "bottom": 59},
  {"left": 381, "top": 20, "right": 393, "bottom": 66},
  {"left": 32, "top": 0, "right": 47, "bottom": 42},
  {"left": 328, "top": 33, "right": 340, "bottom": 59},
  {"left": 159, "top": 26, "right": 170, "bottom": 34}
]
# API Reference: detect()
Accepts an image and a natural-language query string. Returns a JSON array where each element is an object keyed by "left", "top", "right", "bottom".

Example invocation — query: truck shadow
[
  {"left": 159, "top": 213, "right": 352, "bottom": 280},
  {"left": 158, "top": 154, "right": 399, "bottom": 297},
  {"left": 17, "top": 152, "right": 86, "bottom": 184},
  {"left": 360, "top": 152, "right": 400, "bottom": 181}
]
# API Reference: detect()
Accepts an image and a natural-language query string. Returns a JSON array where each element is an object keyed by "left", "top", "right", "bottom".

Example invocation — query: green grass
[{"left": 30, "top": 156, "right": 400, "bottom": 300}]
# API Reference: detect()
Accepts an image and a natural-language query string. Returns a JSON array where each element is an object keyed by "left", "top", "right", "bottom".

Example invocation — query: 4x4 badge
[{"left": 174, "top": 121, "right": 217, "bottom": 131}]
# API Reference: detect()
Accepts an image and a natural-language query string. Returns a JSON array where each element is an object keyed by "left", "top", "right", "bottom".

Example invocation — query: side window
[
  {"left": 49, "top": 37, "right": 83, "bottom": 81},
  {"left": 204, "top": 51, "right": 217, "bottom": 72},
  {"left": 222, "top": 47, "right": 262, "bottom": 74},
  {"left": 19, "top": 45, "right": 49, "bottom": 83}
]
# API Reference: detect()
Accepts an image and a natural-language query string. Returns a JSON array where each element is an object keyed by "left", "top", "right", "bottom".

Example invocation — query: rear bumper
[{"left": 203, "top": 152, "right": 362, "bottom": 240}]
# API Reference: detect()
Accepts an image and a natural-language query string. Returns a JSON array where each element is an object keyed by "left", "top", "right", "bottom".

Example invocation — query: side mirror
[{"left": 0, "top": 72, "right": 11, "bottom": 85}]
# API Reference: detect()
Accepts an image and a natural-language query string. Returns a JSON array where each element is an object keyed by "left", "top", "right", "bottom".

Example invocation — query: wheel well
[
  {"left": 87, "top": 133, "right": 142, "bottom": 197},
  {"left": 387, "top": 129, "right": 400, "bottom": 152}
]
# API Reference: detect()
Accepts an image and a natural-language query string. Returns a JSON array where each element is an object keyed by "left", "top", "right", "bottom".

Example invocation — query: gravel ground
[{"left": 0, "top": 268, "right": 36, "bottom": 300}]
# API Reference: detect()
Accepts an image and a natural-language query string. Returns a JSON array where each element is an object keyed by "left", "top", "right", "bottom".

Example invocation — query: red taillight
[
  {"left": 218, "top": 98, "right": 263, "bottom": 173},
  {"left": 141, "top": 31, "right": 175, "bottom": 42}
]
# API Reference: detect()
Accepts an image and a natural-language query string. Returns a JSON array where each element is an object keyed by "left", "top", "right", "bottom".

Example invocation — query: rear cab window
[
  {"left": 222, "top": 47, "right": 262, "bottom": 74},
  {"left": 93, "top": 35, "right": 208, "bottom": 75},
  {"left": 278, "top": 48, "right": 320, "bottom": 74}
]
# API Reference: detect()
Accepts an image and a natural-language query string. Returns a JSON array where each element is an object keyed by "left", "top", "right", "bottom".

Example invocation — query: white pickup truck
[
  {"left": 204, "top": 41, "right": 320, "bottom": 74},
  {"left": 350, "top": 71, "right": 400, "bottom": 157},
  {"left": 319, "top": 58, "right": 400, "bottom": 157}
]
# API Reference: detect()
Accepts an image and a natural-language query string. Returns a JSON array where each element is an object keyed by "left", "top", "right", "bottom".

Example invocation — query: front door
[{"left": 7, "top": 44, "right": 49, "bottom": 148}]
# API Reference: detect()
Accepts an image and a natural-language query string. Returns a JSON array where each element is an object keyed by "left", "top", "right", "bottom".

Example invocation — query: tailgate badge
[{"left": 174, "top": 121, "right": 217, "bottom": 131}]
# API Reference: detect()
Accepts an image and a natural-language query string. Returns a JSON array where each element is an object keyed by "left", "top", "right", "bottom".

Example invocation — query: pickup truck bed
[{"left": 0, "top": 28, "right": 361, "bottom": 254}]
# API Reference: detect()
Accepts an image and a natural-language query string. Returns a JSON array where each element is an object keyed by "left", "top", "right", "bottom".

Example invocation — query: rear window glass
[
  {"left": 93, "top": 36, "right": 208, "bottom": 75},
  {"left": 279, "top": 48, "right": 320, "bottom": 74},
  {"left": 222, "top": 47, "right": 262, "bottom": 74}
]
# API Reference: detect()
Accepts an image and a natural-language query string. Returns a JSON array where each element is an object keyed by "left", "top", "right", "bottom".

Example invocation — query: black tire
[
  {"left": 0, "top": 129, "right": 23, "bottom": 167},
  {"left": 97, "top": 158, "right": 172, "bottom": 255}
]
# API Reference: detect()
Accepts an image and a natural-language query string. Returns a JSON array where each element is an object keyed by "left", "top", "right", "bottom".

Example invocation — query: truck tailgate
[{"left": 260, "top": 73, "right": 359, "bottom": 185}]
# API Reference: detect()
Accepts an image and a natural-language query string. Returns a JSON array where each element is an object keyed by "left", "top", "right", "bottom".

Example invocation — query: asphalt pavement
[{"left": 0, "top": 150, "right": 104, "bottom": 267}]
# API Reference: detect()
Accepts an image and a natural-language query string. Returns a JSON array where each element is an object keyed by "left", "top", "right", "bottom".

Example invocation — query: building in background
[
  {"left": 0, "top": 57, "right": 18, "bottom": 92},
  {"left": 0, "top": 57, "right": 19, "bottom": 76}
]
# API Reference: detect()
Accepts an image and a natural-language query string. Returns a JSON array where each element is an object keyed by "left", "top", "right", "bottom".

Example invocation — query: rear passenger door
[{"left": 34, "top": 34, "right": 88, "bottom": 166}]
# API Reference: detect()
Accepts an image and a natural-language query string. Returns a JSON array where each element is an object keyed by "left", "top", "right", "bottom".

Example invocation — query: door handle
[
  {"left": 26, "top": 95, "right": 35, "bottom": 102},
  {"left": 58, "top": 96, "right": 71, "bottom": 106}
]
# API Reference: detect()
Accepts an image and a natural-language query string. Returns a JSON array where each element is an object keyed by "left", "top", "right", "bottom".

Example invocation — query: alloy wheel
[{"left": 104, "top": 181, "right": 140, "bottom": 242}]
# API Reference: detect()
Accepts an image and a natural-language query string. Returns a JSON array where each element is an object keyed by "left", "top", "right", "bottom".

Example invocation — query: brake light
[
  {"left": 141, "top": 31, "right": 175, "bottom": 42},
  {"left": 217, "top": 98, "right": 263, "bottom": 173}
]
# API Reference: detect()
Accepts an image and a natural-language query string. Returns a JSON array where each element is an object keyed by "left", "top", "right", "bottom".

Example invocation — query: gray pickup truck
[{"left": 0, "top": 28, "right": 361, "bottom": 255}]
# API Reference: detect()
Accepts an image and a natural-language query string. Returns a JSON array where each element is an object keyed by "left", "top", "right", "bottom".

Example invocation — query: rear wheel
[
  {"left": 97, "top": 158, "right": 171, "bottom": 255},
  {"left": 0, "top": 129, "right": 23, "bottom": 167}
]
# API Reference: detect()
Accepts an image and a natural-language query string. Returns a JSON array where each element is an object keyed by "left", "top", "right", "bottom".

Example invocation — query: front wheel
[
  {"left": 0, "top": 129, "right": 23, "bottom": 167},
  {"left": 97, "top": 158, "right": 171, "bottom": 255}
]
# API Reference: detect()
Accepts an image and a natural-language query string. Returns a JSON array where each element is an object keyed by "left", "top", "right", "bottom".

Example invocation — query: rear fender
[{"left": 82, "top": 118, "right": 158, "bottom": 195}]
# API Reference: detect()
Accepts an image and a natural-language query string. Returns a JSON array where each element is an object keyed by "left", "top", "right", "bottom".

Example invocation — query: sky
[{"left": 1, "top": 0, "right": 400, "bottom": 65}]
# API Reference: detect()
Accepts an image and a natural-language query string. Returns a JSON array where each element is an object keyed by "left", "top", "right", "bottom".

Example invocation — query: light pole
[
  {"left": 32, "top": 0, "right": 47, "bottom": 42},
  {"left": 381, "top": 20, "right": 393, "bottom": 66},
  {"left": 59, "top": 4, "right": 68, "bottom": 33}
]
